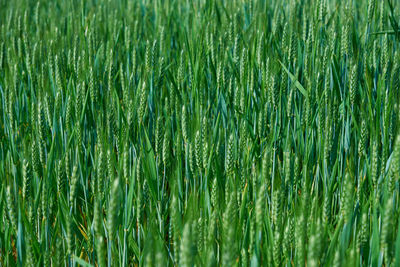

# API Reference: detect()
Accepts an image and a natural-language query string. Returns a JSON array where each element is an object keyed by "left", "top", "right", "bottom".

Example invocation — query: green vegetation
[{"left": 1, "top": 0, "right": 400, "bottom": 266}]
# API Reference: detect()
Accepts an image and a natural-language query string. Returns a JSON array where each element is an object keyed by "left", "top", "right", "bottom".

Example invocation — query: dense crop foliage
[{"left": 1, "top": 0, "right": 400, "bottom": 266}]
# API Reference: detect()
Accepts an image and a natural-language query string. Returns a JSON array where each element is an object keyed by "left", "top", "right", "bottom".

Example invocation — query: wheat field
[{"left": 0, "top": 0, "right": 400, "bottom": 266}]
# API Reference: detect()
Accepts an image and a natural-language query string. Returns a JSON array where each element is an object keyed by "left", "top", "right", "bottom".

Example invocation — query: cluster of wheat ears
[{"left": 1, "top": 0, "right": 400, "bottom": 266}]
